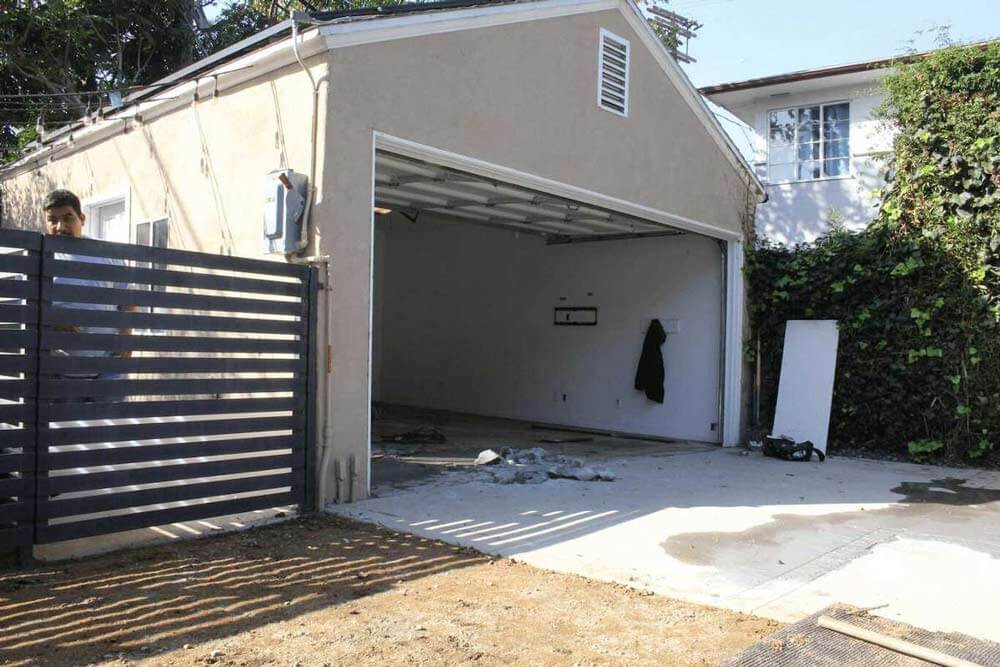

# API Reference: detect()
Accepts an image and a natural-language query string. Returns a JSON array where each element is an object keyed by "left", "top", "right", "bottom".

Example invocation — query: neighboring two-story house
[{"left": 701, "top": 55, "right": 901, "bottom": 245}]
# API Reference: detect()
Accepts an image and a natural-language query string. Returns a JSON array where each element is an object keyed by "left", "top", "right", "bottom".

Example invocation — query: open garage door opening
[{"left": 369, "top": 148, "right": 729, "bottom": 479}]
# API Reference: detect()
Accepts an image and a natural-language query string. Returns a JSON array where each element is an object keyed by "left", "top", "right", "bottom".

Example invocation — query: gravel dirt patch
[{"left": 1, "top": 515, "right": 780, "bottom": 666}]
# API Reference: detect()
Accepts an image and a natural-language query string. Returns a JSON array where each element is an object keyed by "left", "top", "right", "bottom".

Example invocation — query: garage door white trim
[{"left": 373, "top": 132, "right": 741, "bottom": 241}]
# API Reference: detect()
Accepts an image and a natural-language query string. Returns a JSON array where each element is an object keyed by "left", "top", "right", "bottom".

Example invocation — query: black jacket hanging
[{"left": 634, "top": 319, "right": 666, "bottom": 404}]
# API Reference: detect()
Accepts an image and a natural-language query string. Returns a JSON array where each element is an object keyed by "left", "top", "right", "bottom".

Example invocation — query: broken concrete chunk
[{"left": 474, "top": 449, "right": 503, "bottom": 466}]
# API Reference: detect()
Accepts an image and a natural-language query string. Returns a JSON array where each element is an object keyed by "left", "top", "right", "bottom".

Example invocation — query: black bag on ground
[{"left": 762, "top": 436, "right": 826, "bottom": 462}]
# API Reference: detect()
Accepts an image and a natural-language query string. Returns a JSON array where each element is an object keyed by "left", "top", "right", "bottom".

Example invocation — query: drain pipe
[{"left": 285, "top": 13, "right": 335, "bottom": 510}]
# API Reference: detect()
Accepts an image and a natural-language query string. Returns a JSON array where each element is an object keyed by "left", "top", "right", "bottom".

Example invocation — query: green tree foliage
[{"left": 746, "top": 42, "right": 1000, "bottom": 464}]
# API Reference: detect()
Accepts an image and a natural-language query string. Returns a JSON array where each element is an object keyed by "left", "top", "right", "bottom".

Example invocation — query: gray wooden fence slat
[
  {"left": 47, "top": 434, "right": 298, "bottom": 468},
  {"left": 0, "top": 502, "right": 31, "bottom": 523},
  {"left": 0, "top": 329, "right": 36, "bottom": 349},
  {"left": 49, "top": 259, "right": 302, "bottom": 297},
  {"left": 0, "top": 428, "right": 33, "bottom": 447},
  {"left": 44, "top": 283, "right": 302, "bottom": 316},
  {"left": 40, "top": 331, "right": 301, "bottom": 354},
  {"left": 39, "top": 396, "right": 297, "bottom": 421},
  {"left": 38, "top": 377, "right": 303, "bottom": 399},
  {"left": 42, "top": 306, "right": 301, "bottom": 335},
  {"left": 0, "top": 451, "right": 25, "bottom": 473},
  {"left": 41, "top": 472, "right": 295, "bottom": 519},
  {"left": 43, "top": 453, "right": 296, "bottom": 494},
  {"left": 44, "top": 234, "right": 307, "bottom": 278},
  {"left": 0, "top": 228, "right": 43, "bottom": 250},
  {"left": 0, "top": 378, "right": 32, "bottom": 399},
  {"left": 0, "top": 354, "right": 35, "bottom": 374},
  {"left": 0, "top": 475, "right": 28, "bottom": 496},
  {"left": 42, "top": 355, "right": 303, "bottom": 375},
  {"left": 0, "top": 255, "right": 40, "bottom": 276},
  {"left": 44, "top": 415, "right": 298, "bottom": 447},
  {"left": 0, "top": 278, "right": 37, "bottom": 300},
  {"left": 37, "top": 491, "right": 298, "bottom": 543},
  {"left": 0, "top": 303, "right": 38, "bottom": 324}
]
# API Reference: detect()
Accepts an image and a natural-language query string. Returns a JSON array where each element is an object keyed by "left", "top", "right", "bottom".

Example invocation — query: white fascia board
[
  {"left": 374, "top": 131, "right": 741, "bottom": 241},
  {"left": 320, "top": 0, "right": 617, "bottom": 48},
  {"left": 614, "top": 0, "right": 766, "bottom": 200},
  {"left": 0, "top": 28, "right": 328, "bottom": 179}
]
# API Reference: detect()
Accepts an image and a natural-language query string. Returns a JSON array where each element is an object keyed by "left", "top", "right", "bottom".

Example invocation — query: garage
[{"left": 369, "top": 146, "right": 735, "bottom": 466}]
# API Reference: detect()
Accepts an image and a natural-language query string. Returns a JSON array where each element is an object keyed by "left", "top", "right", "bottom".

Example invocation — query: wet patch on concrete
[
  {"left": 662, "top": 477, "right": 1000, "bottom": 567},
  {"left": 890, "top": 477, "right": 1000, "bottom": 505}
]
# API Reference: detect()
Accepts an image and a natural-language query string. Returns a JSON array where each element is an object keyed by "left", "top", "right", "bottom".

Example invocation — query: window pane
[
  {"left": 136, "top": 222, "right": 150, "bottom": 246},
  {"left": 798, "top": 160, "right": 821, "bottom": 180},
  {"left": 152, "top": 219, "right": 169, "bottom": 248},
  {"left": 769, "top": 110, "right": 797, "bottom": 145},
  {"left": 824, "top": 157, "right": 849, "bottom": 177},
  {"left": 798, "top": 107, "right": 821, "bottom": 142},
  {"left": 768, "top": 163, "right": 796, "bottom": 182},
  {"left": 798, "top": 141, "right": 820, "bottom": 161},
  {"left": 826, "top": 138, "right": 850, "bottom": 158},
  {"left": 770, "top": 143, "right": 795, "bottom": 165}
]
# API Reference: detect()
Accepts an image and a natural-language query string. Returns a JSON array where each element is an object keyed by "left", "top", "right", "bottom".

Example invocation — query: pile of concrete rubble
[{"left": 473, "top": 446, "right": 615, "bottom": 484}]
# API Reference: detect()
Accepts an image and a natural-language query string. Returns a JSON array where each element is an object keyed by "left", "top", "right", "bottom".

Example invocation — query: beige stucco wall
[
  {"left": 0, "top": 56, "right": 327, "bottom": 255},
  {"left": 320, "top": 8, "right": 753, "bottom": 500}
]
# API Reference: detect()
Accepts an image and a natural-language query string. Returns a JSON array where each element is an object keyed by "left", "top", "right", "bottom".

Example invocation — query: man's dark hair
[{"left": 43, "top": 189, "right": 83, "bottom": 217}]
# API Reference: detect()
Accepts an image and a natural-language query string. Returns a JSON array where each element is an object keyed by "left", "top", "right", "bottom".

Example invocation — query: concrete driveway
[{"left": 330, "top": 417, "right": 1000, "bottom": 643}]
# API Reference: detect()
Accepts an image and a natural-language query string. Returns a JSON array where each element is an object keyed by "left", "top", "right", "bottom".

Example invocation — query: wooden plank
[
  {"left": 48, "top": 434, "right": 297, "bottom": 468},
  {"left": 44, "top": 283, "right": 301, "bottom": 316},
  {"left": 40, "top": 396, "right": 297, "bottom": 421},
  {"left": 0, "top": 353, "right": 35, "bottom": 375},
  {"left": 44, "top": 235, "right": 307, "bottom": 279},
  {"left": 42, "top": 306, "right": 300, "bottom": 335},
  {"left": 0, "top": 229, "right": 42, "bottom": 250},
  {"left": 0, "top": 475, "right": 28, "bottom": 497},
  {"left": 41, "top": 472, "right": 295, "bottom": 519},
  {"left": 49, "top": 259, "right": 302, "bottom": 297},
  {"left": 0, "top": 378, "right": 32, "bottom": 399},
  {"left": 0, "top": 428, "right": 33, "bottom": 447},
  {"left": 39, "top": 377, "right": 302, "bottom": 399},
  {"left": 44, "top": 453, "right": 296, "bottom": 494},
  {"left": 40, "top": 331, "right": 300, "bottom": 354},
  {"left": 0, "top": 329, "right": 36, "bottom": 350},
  {"left": 0, "top": 501, "right": 31, "bottom": 523},
  {"left": 37, "top": 491, "right": 297, "bottom": 543},
  {"left": 45, "top": 415, "right": 297, "bottom": 447},
  {"left": 43, "top": 355, "right": 302, "bottom": 375},
  {"left": 0, "top": 451, "right": 25, "bottom": 474},
  {"left": 0, "top": 303, "right": 39, "bottom": 324},
  {"left": 0, "top": 402, "right": 34, "bottom": 423},
  {"left": 0, "top": 255, "right": 40, "bottom": 276},
  {"left": 0, "top": 279, "right": 37, "bottom": 300}
]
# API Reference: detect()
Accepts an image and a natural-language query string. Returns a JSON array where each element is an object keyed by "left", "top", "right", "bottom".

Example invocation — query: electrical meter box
[{"left": 263, "top": 169, "right": 308, "bottom": 254}]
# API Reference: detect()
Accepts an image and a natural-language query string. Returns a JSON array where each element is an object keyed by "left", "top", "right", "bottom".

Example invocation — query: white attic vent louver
[{"left": 598, "top": 28, "right": 630, "bottom": 116}]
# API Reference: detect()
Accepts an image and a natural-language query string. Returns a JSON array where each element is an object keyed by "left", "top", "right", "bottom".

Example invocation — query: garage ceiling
[{"left": 374, "top": 152, "right": 685, "bottom": 244}]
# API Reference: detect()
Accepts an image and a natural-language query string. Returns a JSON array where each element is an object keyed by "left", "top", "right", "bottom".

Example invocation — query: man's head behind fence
[{"left": 44, "top": 189, "right": 85, "bottom": 238}]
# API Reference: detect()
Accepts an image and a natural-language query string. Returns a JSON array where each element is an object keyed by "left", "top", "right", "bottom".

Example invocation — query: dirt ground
[{"left": 1, "top": 515, "right": 780, "bottom": 666}]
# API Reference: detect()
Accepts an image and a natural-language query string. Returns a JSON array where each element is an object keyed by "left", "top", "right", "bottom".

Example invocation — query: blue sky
[{"left": 675, "top": 0, "right": 1000, "bottom": 87}]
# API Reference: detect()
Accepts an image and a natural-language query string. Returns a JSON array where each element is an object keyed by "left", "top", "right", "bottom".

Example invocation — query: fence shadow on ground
[{"left": 0, "top": 514, "right": 484, "bottom": 666}]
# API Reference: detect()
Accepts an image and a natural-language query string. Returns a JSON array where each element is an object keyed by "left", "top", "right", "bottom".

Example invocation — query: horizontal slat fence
[
  {"left": 0, "top": 229, "right": 42, "bottom": 560},
  {"left": 0, "top": 229, "right": 317, "bottom": 552}
]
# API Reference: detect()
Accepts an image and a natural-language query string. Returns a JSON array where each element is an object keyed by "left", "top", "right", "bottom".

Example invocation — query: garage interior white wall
[{"left": 373, "top": 213, "right": 725, "bottom": 443}]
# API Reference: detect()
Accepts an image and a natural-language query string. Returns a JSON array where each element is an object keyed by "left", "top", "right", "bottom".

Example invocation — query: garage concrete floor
[{"left": 331, "top": 407, "right": 1000, "bottom": 643}]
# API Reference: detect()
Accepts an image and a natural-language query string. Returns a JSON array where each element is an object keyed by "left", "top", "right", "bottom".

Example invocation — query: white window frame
[
  {"left": 597, "top": 28, "right": 630, "bottom": 117},
  {"left": 765, "top": 100, "right": 852, "bottom": 185},
  {"left": 81, "top": 188, "right": 131, "bottom": 243}
]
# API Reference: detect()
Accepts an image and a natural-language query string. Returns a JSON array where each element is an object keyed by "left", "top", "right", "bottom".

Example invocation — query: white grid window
[
  {"left": 598, "top": 28, "right": 630, "bottom": 117},
  {"left": 767, "top": 102, "right": 850, "bottom": 183}
]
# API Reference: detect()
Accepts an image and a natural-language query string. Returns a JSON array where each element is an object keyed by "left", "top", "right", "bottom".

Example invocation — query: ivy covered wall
[{"left": 746, "top": 42, "right": 999, "bottom": 464}]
